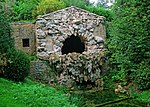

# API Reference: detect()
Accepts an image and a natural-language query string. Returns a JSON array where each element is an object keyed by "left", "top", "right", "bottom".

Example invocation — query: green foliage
[
  {"left": 0, "top": 0, "right": 15, "bottom": 20},
  {"left": 136, "top": 90, "right": 150, "bottom": 104},
  {"left": 13, "top": 0, "right": 39, "bottom": 21},
  {"left": 85, "top": 6, "right": 114, "bottom": 22},
  {"left": 0, "top": 0, "right": 40, "bottom": 21},
  {"left": 133, "top": 62, "right": 150, "bottom": 90},
  {"left": 0, "top": 78, "right": 78, "bottom": 107},
  {"left": 4, "top": 48, "right": 30, "bottom": 82},
  {"left": 0, "top": 13, "right": 14, "bottom": 54},
  {"left": 0, "top": 7, "right": 14, "bottom": 78},
  {"left": 106, "top": 0, "right": 150, "bottom": 90},
  {"left": 1, "top": 0, "right": 90, "bottom": 20},
  {"left": 61, "top": 0, "right": 90, "bottom": 8},
  {"left": 33, "top": 0, "right": 65, "bottom": 18},
  {"left": 55, "top": 84, "right": 83, "bottom": 107},
  {"left": 26, "top": 53, "right": 38, "bottom": 61}
]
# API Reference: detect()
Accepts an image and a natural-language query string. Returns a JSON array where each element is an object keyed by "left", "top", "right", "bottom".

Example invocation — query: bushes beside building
[
  {"left": 0, "top": 11, "right": 30, "bottom": 82},
  {"left": 4, "top": 49, "right": 30, "bottom": 82}
]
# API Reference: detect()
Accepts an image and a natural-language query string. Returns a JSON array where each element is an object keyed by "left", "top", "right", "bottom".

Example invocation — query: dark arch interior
[{"left": 61, "top": 35, "right": 85, "bottom": 54}]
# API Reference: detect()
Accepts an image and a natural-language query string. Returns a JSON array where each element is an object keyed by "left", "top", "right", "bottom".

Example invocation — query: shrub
[
  {"left": 85, "top": 6, "right": 114, "bottom": 22},
  {"left": 0, "top": 0, "right": 15, "bottom": 20},
  {"left": 133, "top": 62, "right": 150, "bottom": 90},
  {"left": 32, "top": 0, "right": 65, "bottom": 18},
  {"left": 0, "top": 13, "right": 14, "bottom": 54},
  {"left": 13, "top": 0, "right": 39, "bottom": 21},
  {"left": 4, "top": 48, "right": 30, "bottom": 82},
  {"left": 61, "top": 0, "right": 90, "bottom": 8},
  {"left": 106, "top": 0, "right": 150, "bottom": 88},
  {"left": 0, "top": 7, "right": 14, "bottom": 78}
]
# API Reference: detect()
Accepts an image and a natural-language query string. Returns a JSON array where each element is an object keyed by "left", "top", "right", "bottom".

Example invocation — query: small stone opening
[
  {"left": 22, "top": 38, "right": 29, "bottom": 47},
  {"left": 61, "top": 35, "right": 85, "bottom": 54}
]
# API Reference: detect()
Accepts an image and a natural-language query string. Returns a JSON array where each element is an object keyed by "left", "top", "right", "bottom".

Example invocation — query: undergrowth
[{"left": 0, "top": 78, "right": 79, "bottom": 107}]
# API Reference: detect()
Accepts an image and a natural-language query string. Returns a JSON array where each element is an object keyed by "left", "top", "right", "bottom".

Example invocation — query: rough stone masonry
[
  {"left": 36, "top": 6, "right": 106, "bottom": 59},
  {"left": 35, "top": 6, "right": 106, "bottom": 88}
]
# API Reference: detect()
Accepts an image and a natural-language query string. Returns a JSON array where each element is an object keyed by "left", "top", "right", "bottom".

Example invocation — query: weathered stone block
[{"left": 11, "top": 22, "right": 35, "bottom": 54}]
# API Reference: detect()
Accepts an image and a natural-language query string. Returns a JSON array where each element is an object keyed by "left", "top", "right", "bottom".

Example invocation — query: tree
[
  {"left": 107, "top": 0, "right": 150, "bottom": 90},
  {"left": 85, "top": 6, "right": 114, "bottom": 22},
  {"left": 0, "top": 0, "right": 15, "bottom": 20},
  {"left": 0, "top": 8, "right": 29, "bottom": 82},
  {"left": 0, "top": 12, "right": 14, "bottom": 54},
  {"left": 32, "top": 0, "right": 65, "bottom": 18},
  {"left": 13, "top": 0, "right": 40, "bottom": 20},
  {"left": 61, "top": 0, "right": 90, "bottom": 8}
]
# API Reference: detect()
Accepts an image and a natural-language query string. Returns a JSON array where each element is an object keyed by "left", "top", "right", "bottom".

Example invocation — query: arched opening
[{"left": 61, "top": 35, "right": 85, "bottom": 54}]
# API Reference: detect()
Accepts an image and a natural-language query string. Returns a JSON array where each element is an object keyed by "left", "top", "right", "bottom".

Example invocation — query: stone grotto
[{"left": 34, "top": 6, "right": 106, "bottom": 89}]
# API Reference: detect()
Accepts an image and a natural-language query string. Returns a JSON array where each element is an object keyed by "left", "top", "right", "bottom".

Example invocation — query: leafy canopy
[
  {"left": 107, "top": 0, "right": 150, "bottom": 90},
  {"left": 85, "top": 6, "right": 114, "bottom": 22},
  {"left": 61, "top": 0, "right": 90, "bottom": 8},
  {"left": 33, "top": 0, "right": 65, "bottom": 18},
  {"left": 0, "top": 12, "right": 14, "bottom": 54}
]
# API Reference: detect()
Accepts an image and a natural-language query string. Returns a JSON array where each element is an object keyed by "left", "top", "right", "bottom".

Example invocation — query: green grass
[
  {"left": 0, "top": 78, "right": 77, "bottom": 107},
  {"left": 136, "top": 90, "right": 150, "bottom": 103},
  {"left": 1, "top": 77, "right": 149, "bottom": 107}
]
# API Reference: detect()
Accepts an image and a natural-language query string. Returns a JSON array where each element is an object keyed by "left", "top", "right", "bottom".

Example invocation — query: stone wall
[
  {"left": 50, "top": 50, "right": 105, "bottom": 88},
  {"left": 30, "top": 60, "right": 55, "bottom": 84},
  {"left": 11, "top": 22, "right": 36, "bottom": 54},
  {"left": 36, "top": 6, "right": 106, "bottom": 60},
  {"left": 30, "top": 50, "right": 105, "bottom": 90}
]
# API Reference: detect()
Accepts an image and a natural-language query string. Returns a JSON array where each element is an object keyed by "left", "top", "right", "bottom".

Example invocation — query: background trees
[
  {"left": 85, "top": 6, "right": 114, "bottom": 22},
  {"left": 107, "top": 0, "right": 150, "bottom": 90},
  {"left": 61, "top": 0, "right": 90, "bottom": 8},
  {"left": 0, "top": 8, "right": 30, "bottom": 82},
  {"left": 0, "top": 12, "right": 14, "bottom": 54},
  {"left": 13, "top": 0, "right": 40, "bottom": 21},
  {"left": 32, "top": 0, "right": 65, "bottom": 18},
  {"left": 0, "top": 0, "right": 90, "bottom": 21}
]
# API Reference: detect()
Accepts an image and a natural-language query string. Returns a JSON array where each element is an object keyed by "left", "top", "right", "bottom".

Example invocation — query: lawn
[
  {"left": 0, "top": 78, "right": 77, "bottom": 107},
  {"left": 0, "top": 77, "right": 149, "bottom": 107}
]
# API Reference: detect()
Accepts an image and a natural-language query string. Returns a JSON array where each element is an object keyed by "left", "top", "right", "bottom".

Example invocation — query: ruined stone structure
[
  {"left": 36, "top": 6, "right": 106, "bottom": 60},
  {"left": 34, "top": 6, "right": 106, "bottom": 88},
  {"left": 11, "top": 22, "right": 36, "bottom": 54},
  {"left": 11, "top": 7, "right": 106, "bottom": 88}
]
